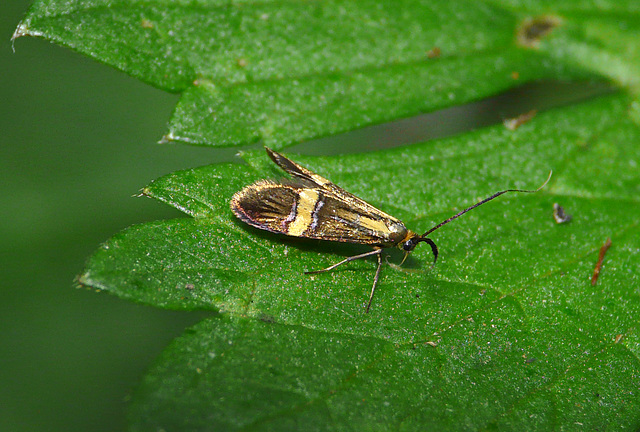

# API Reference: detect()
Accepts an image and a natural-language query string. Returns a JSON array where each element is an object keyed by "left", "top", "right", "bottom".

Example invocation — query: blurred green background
[
  {"left": 1, "top": 2, "right": 220, "bottom": 431},
  {"left": 1, "top": 2, "right": 612, "bottom": 431}
]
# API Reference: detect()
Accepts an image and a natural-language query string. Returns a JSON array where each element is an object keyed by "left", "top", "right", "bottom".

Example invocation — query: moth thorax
[{"left": 387, "top": 222, "right": 409, "bottom": 246}]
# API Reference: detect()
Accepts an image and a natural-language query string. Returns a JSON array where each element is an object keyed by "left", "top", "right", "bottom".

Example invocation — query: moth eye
[{"left": 402, "top": 240, "right": 415, "bottom": 251}]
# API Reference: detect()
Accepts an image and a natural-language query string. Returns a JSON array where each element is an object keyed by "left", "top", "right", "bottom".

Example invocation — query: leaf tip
[
  {"left": 11, "top": 21, "right": 40, "bottom": 52},
  {"left": 136, "top": 187, "right": 151, "bottom": 198},
  {"left": 159, "top": 131, "right": 204, "bottom": 146},
  {"left": 11, "top": 22, "right": 28, "bottom": 40},
  {"left": 75, "top": 272, "right": 99, "bottom": 292},
  {"left": 158, "top": 133, "right": 175, "bottom": 145}
]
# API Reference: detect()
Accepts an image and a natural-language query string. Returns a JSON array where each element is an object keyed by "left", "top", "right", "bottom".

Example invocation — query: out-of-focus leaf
[{"left": 16, "top": 0, "right": 610, "bottom": 148}]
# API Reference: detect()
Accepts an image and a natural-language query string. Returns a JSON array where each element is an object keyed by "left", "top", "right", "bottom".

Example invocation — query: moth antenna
[
  {"left": 421, "top": 171, "right": 552, "bottom": 238},
  {"left": 420, "top": 237, "right": 439, "bottom": 264}
]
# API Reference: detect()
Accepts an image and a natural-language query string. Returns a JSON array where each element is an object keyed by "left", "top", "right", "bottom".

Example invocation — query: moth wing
[
  {"left": 230, "top": 180, "right": 302, "bottom": 235},
  {"left": 231, "top": 180, "right": 407, "bottom": 247},
  {"left": 312, "top": 187, "right": 408, "bottom": 247},
  {"left": 266, "top": 148, "right": 333, "bottom": 189},
  {"left": 266, "top": 148, "right": 381, "bottom": 209}
]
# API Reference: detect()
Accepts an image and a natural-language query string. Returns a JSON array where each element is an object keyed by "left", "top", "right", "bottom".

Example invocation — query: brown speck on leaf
[
  {"left": 518, "top": 16, "right": 562, "bottom": 48},
  {"left": 504, "top": 110, "right": 537, "bottom": 131},
  {"left": 591, "top": 238, "right": 612, "bottom": 286},
  {"left": 614, "top": 334, "right": 624, "bottom": 344},
  {"left": 427, "top": 47, "right": 441, "bottom": 59},
  {"left": 259, "top": 313, "right": 276, "bottom": 323},
  {"left": 511, "top": 71, "right": 520, "bottom": 80},
  {"left": 237, "top": 58, "right": 249, "bottom": 68},
  {"left": 141, "top": 19, "right": 153, "bottom": 29}
]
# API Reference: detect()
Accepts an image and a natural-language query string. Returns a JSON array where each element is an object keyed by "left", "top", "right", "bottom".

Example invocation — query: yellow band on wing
[{"left": 288, "top": 189, "right": 319, "bottom": 236}]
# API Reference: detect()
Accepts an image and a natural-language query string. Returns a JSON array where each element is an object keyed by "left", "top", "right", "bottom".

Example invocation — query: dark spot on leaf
[
  {"left": 591, "top": 237, "right": 612, "bottom": 286},
  {"left": 517, "top": 16, "right": 562, "bottom": 48},
  {"left": 426, "top": 47, "right": 441, "bottom": 59},
  {"left": 259, "top": 313, "right": 276, "bottom": 323}
]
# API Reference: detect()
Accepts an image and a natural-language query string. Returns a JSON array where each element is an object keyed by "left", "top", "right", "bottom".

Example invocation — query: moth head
[{"left": 401, "top": 235, "right": 421, "bottom": 252}]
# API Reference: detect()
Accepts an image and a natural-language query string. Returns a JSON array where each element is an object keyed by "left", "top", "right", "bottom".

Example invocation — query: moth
[{"left": 231, "top": 148, "right": 550, "bottom": 313}]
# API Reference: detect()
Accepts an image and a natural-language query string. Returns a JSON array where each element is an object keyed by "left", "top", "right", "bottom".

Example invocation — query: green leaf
[
  {"left": 19, "top": 0, "right": 640, "bottom": 428},
  {"left": 15, "top": 0, "right": 613, "bottom": 148},
  {"left": 504, "top": 1, "right": 640, "bottom": 93},
  {"left": 129, "top": 313, "right": 640, "bottom": 431},
  {"left": 80, "top": 92, "right": 640, "bottom": 429}
]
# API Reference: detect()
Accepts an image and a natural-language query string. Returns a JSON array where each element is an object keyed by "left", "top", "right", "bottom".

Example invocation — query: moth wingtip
[
  {"left": 229, "top": 188, "right": 248, "bottom": 213},
  {"left": 229, "top": 180, "right": 275, "bottom": 213},
  {"left": 265, "top": 146, "right": 281, "bottom": 163},
  {"left": 229, "top": 191, "right": 250, "bottom": 222}
]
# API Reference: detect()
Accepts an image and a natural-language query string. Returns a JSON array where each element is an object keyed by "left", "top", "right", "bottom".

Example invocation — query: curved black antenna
[
  {"left": 421, "top": 171, "right": 552, "bottom": 238},
  {"left": 422, "top": 237, "right": 438, "bottom": 263}
]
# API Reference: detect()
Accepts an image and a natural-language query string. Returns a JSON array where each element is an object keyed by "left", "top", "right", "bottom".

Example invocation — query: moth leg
[
  {"left": 305, "top": 248, "right": 384, "bottom": 313},
  {"left": 365, "top": 249, "right": 384, "bottom": 313},
  {"left": 305, "top": 248, "right": 383, "bottom": 274}
]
